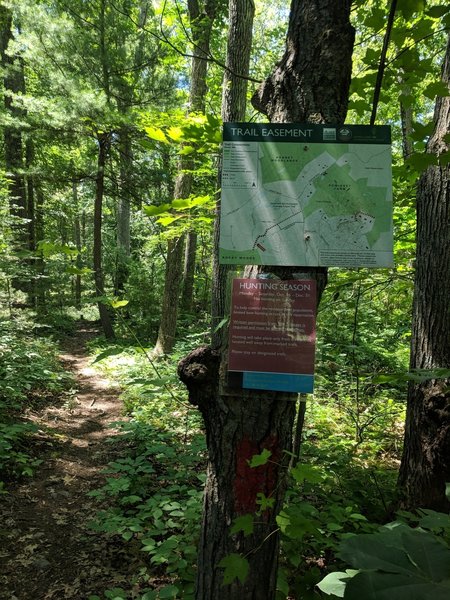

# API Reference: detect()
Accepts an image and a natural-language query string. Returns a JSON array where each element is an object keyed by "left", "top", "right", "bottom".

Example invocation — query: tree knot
[{"left": 177, "top": 345, "right": 220, "bottom": 406}]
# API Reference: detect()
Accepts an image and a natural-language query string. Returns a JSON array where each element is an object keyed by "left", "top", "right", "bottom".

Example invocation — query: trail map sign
[
  {"left": 228, "top": 279, "right": 316, "bottom": 393},
  {"left": 219, "top": 123, "right": 393, "bottom": 268}
]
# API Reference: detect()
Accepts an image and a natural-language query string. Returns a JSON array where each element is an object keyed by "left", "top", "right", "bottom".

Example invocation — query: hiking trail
[{"left": 0, "top": 322, "right": 137, "bottom": 599}]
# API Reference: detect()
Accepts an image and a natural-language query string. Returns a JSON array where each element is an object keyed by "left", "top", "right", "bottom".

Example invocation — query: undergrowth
[
  {"left": 0, "top": 312, "right": 73, "bottom": 487},
  {"left": 85, "top": 308, "right": 407, "bottom": 599},
  {"left": 87, "top": 327, "right": 208, "bottom": 599}
]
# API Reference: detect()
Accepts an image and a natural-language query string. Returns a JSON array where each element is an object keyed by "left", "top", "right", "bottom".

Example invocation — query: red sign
[{"left": 228, "top": 279, "right": 316, "bottom": 375}]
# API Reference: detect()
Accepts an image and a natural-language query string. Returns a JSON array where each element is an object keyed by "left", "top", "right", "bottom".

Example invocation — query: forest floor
[{"left": 0, "top": 322, "right": 141, "bottom": 600}]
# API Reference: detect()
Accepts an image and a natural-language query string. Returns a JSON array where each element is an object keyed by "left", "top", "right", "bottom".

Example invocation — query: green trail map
[{"left": 219, "top": 123, "right": 393, "bottom": 268}]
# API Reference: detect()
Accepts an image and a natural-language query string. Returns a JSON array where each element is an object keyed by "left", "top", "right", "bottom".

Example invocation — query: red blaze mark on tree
[{"left": 233, "top": 434, "right": 281, "bottom": 516}]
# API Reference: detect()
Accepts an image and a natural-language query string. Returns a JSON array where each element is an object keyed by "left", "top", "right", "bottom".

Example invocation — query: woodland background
[{"left": 1, "top": 0, "right": 450, "bottom": 599}]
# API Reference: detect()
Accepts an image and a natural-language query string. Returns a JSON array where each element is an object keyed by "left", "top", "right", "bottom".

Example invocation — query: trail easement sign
[{"left": 219, "top": 123, "right": 393, "bottom": 268}]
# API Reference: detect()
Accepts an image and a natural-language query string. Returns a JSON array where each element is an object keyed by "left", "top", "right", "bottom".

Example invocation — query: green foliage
[
  {"left": 4, "top": 0, "right": 449, "bottom": 596},
  {"left": 0, "top": 421, "right": 41, "bottom": 480},
  {"left": 140, "top": 112, "right": 220, "bottom": 243},
  {"left": 248, "top": 448, "right": 272, "bottom": 467},
  {"left": 278, "top": 432, "right": 399, "bottom": 598},
  {"left": 0, "top": 314, "right": 72, "bottom": 481},
  {"left": 219, "top": 553, "right": 250, "bottom": 585},
  {"left": 318, "top": 516, "right": 450, "bottom": 599},
  {"left": 231, "top": 514, "right": 254, "bottom": 537},
  {"left": 88, "top": 422, "right": 204, "bottom": 599},
  {"left": 88, "top": 289, "right": 407, "bottom": 597}
]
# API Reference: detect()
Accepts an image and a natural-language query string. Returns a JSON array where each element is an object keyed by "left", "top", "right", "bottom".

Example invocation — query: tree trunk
[
  {"left": 180, "top": 1, "right": 354, "bottom": 598},
  {"left": 25, "top": 138, "right": 39, "bottom": 306},
  {"left": 34, "top": 185, "right": 46, "bottom": 313},
  {"left": 0, "top": 6, "right": 28, "bottom": 291},
  {"left": 73, "top": 180, "right": 82, "bottom": 310},
  {"left": 153, "top": 236, "right": 185, "bottom": 355},
  {"left": 398, "top": 33, "right": 450, "bottom": 512},
  {"left": 94, "top": 133, "right": 115, "bottom": 339},
  {"left": 181, "top": 230, "right": 198, "bottom": 313},
  {"left": 115, "top": 127, "right": 132, "bottom": 295},
  {"left": 155, "top": 0, "right": 219, "bottom": 353}
]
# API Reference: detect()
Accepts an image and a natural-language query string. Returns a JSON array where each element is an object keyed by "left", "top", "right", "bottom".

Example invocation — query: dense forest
[{"left": 1, "top": 0, "right": 450, "bottom": 599}]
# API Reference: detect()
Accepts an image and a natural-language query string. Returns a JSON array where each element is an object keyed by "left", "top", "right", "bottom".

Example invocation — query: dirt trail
[{"left": 0, "top": 323, "right": 137, "bottom": 600}]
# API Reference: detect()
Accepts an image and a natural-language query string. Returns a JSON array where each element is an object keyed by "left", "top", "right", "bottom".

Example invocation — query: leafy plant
[
  {"left": 88, "top": 422, "right": 205, "bottom": 599},
  {"left": 0, "top": 316, "right": 73, "bottom": 482},
  {"left": 318, "top": 515, "right": 450, "bottom": 599}
]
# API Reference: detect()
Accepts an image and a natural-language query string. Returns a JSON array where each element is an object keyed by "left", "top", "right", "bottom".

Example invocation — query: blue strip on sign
[{"left": 242, "top": 372, "right": 314, "bottom": 393}]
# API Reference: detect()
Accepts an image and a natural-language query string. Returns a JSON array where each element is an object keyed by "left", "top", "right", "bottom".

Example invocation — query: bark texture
[
  {"left": 94, "top": 133, "right": 115, "bottom": 339},
  {"left": 181, "top": 1, "right": 354, "bottom": 598},
  {"left": 398, "top": 33, "right": 450, "bottom": 511},
  {"left": 153, "top": 236, "right": 185, "bottom": 355},
  {"left": 179, "top": 347, "right": 295, "bottom": 599},
  {"left": 181, "top": 230, "right": 198, "bottom": 312},
  {"left": 252, "top": 0, "right": 354, "bottom": 124},
  {"left": 220, "top": 0, "right": 255, "bottom": 122},
  {"left": 115, "top": 127, "right": 132, "bottom": 295}
]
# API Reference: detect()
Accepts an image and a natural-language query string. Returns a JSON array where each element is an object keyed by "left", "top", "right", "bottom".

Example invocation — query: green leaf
[
  {"left": 363, "top": 48, "right": 379, "bottom": 66},
  {"left": 65, "top": 265, "right": 92, "bottom": 275},
  {"left": 276, "top": 568, "right": 290, "bottom": 596},
  {"left": 256, "top": 492, "right": 276, "bottom": 511},
  {"left": 171, "top": 198, "right": 192, "bottom": 210},
  {"left": 140, "top": 592, "right": 157, "bottom": 600},
  {"left": 231, "top": 514, "right": 254, "bottom": 537},
  {"left": 405, "top": 152, "right": 439, "bottom": 173},
  {"left": 157, "top": 585, "right": 179, "bottom": 599},
  {"left": 213, "top": 317, "right": 229, "bottom": 333},
  {"left": 290, "top": 463, "right": 324, "bottom": 484},
  {"left": 145, "top": 126, "right": 169, "bottom": 143},
  {"left": 410, "top": 121, "right": 434, "bottom": 141},
  {"left": 372, "top": 368, "right": 450, "bottom": 384},
  {"left": 91, "top": 347, "right": 125, "bottom": 364},
  {"left": 277, "top": 506, "right": 318, "bottom": 538},
  {"left": 439, "top": 151, "right": 450, "bottom": 167},
  {"left": 179, "top": 145, "right": 195, "bottom": 155},
  {"left": 398, "top": 0, "right": 426, "bottom": 20},
  {"left": 317, "top": 570, "right": 359, "bottom": 598},
  {"left": 189, "top": 194, "right": 213, "bottom": 207},
  {"left": 248, "top": 448, "right": 272, "bottom": 467},
  {"left": 400, "top": 529, "right": 450, "bottom": 581},
  {"left": 167, "top": 126, "right": 183, "bottom": 141},
  {"left": 337, "top": 525, "right": 450, "bottom": 599},
  {"left": 110, "top": 299, "right": 129, "bottom": 309},
  {"left": 38, "top": 241, "right": 79, "bottom": 258},
  {"left": 418, "top": 509, "right": 450, "bottom": 531},
  {"left": 157, "top": 215, "right": 183, "bottom": 226},
  {"left": 363, "top": 7, "right": 385, "bottom": 29},
  {"left": 219, "top": 553, "right": 249, "bottom": 585},
  {"left": 423, "top": 81, "right": 450, "bottom": 100},
  {"left": 143, "top": 204, "right": 171, "bottom": 217},
  {"left": 427, "top": 6, "right": 450, "bottom": 18},
  {"left": 337, "top": 532, "right": 417, "bottom": 575},
  {"left": 344, "top": 571, "right": 450, "bottom": 600}
]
